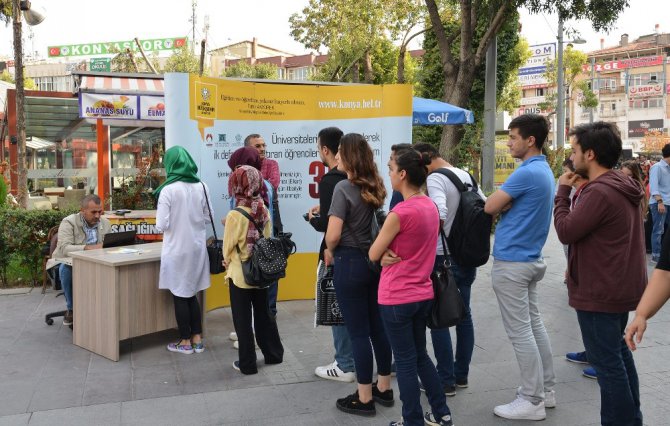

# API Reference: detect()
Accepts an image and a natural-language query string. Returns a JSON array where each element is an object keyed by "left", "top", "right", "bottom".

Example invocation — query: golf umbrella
[{"left": 412, "top": 97, "right": 475, "bottom": 125}]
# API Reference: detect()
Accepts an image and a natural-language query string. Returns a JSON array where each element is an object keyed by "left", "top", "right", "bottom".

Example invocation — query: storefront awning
[
  {"left": 79, "top": 75, "right": 164, "bottom": 93},
  {"left": 26, "top": 136, "right": 56, "bottom": 150}
]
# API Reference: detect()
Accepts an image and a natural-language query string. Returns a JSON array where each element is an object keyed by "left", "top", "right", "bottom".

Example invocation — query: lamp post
[
  {"left": 556, "top": 17, "right": 586, "bottom": 151},
  {"left": 11, "top": 0, "right": 45, "bottom": 208}
]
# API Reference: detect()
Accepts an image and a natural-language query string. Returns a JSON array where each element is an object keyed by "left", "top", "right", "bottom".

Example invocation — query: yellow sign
[
  {"left": 188, "top": 75, "right": 412, "bottom": 140},
  {"left": 494, "top": 140, "right": 520, "bottom": 187}
]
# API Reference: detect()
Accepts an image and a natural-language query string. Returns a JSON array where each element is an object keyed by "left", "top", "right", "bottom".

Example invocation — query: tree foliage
[
  {"left": 424, "top": 0, "right": 629, "bottom": 162},
  {"left": 289, "top": 0, "right": 424, "bottom": 83},
  {"left": 223, "top": 62, "right": 279, "bottom": 79},
  {"left": 0, "top": 0, "right": 11, "bottom": 23},
  {"left": 538, "top": 47, "right": 598, "bottom": 112},
  {"left": 0, "top": 69, "right": 37, "bottom": 90},
  {"left": 163, "top": 46, "right": 203, "bottom": 74},
  {"left": 415, "top": 8, "right": 526, "bottom": 168}
]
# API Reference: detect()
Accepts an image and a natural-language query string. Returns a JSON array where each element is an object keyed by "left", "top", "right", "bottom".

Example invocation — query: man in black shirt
[{"left": 307, "top": 127, "right": 356, "bottom": 383}]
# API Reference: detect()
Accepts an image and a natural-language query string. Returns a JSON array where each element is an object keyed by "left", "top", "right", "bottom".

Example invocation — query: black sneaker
[
  {"left": 444, "top": 384, "right": 456, "bottom": 397},
  {"left": 455, "top": 378, "right": 468, "bottom": 388},
  {"left": 372, "top": 382, "right": 394, "bottom": 407},
  {"left": 336, "top": 392, "right": 376, "bottom": 416}
]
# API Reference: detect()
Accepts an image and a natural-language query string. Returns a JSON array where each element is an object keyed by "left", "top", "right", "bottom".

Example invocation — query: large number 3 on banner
[{"left": 308, "top": 161, "right": 327, "bottom": 199}]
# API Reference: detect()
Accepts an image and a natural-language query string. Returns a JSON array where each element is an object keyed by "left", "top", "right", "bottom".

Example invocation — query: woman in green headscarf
[{"left": 155, "top": 146, "right": 212, "bottom": 355}]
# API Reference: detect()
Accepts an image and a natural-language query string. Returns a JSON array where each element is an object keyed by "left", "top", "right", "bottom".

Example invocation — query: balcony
[
  {"left": 596, "top": 86, "right": 626, "bottom": 96},
  {"left": 599, "top": 109, "right": 625, "bottom": 117}
]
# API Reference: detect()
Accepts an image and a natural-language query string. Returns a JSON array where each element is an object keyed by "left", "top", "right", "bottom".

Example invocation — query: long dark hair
[
  {"left": 622, "top": 160, "right": 648, "bottom": 215},
  {"left": 394, "top": 148, "right": 430, "bottom": 188},
  {"left": 338, "top": 133, "right": 386, "bottom": 208}
]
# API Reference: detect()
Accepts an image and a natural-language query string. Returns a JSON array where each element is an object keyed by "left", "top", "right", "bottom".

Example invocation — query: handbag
[
  {"left": 202, "top": 183, "right": 225, "bottom": 274},
  {"left": 427, "top": 226, "right": 466, "bottom": 329},
  {"left": 233, "top": 208, "right": 296, "bottom": 288},
  {"left": 314, "top": 260, "right": 344, "bottom": 326}
]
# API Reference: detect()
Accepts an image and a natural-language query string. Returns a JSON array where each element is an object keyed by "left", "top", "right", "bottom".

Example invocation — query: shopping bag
[{"left": 314, "top": 260, "right": 344, "bottom": 326}]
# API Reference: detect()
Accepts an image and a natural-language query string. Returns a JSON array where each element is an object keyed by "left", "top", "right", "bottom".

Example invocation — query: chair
[{"left": 42, "top": 225, "right": 68, "bottom": 327}]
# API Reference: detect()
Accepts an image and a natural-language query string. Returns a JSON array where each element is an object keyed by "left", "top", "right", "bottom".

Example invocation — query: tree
[
  {"left": 223, "top": 62, "right": 279, "bottom": 79},
  {"left": 0, "top": 0, "right": 10, "bottom": 22},
  {"left": 415, "top": 9, "right": 527, "bottom": 168},
  {"left": 289, "top": 0, "right": 423, "bottom": 84},
  {"left": 424, "top": 0, "right": 629, "bottom": 162},
  {"left": 538, "top": 47, "right": 598, "bottom": 113},
  {"left": 163, "top": 46, "right": 202, "bottom": 74},
  {"left": 0, "top": 69, "right": 36, "bottom": 89}
]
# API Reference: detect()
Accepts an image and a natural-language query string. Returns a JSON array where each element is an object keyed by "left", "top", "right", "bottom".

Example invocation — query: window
[
  {"left": 535, "top": 88, "right": 545, "bottom": 96},
  {"left": 32, "top": 76, "right": 73, "bottom": 92},
  {"left": 629, "top": 72, "right": 662, "bottom": 87},
  {"left": 286, "top": 67, "right": 311, "bottom": 81},
  {"left": 629, "top": 97, "right": 664, "bottom": 109}
]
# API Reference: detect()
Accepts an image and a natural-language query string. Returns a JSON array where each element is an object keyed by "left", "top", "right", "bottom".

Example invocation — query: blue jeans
[
  {"left": 577, "top": 310, "right": 642, "bottom": 426},
  {"left": 380, "top": 301, "right": 450, "bottom": 426},
  {"left": 267, "top": 281, "right": 278, "bottom": 316},
  {"left": 333, "top": 246, "right": 392, "bottom": 384},
  {"left": 649, "top": 203, "right": 670, "bottom": 257},
  {"left": 430, "top": 255, "right": 476, "bottom": 387},
  {"left": 59, "top": 263, "right": 73, "bottom": 310},
  {"left": 332, "top": 325, "right": 355, "bottom": 372}
]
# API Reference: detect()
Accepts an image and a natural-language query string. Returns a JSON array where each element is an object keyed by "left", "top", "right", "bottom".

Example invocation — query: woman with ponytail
[{"left": 369, "top": 147, "right": 454, "bottom": 426}]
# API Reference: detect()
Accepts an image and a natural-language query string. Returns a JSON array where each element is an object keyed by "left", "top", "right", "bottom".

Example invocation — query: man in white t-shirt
[{"left": 414, "top": 143, "right": 486, "bottom": 397}]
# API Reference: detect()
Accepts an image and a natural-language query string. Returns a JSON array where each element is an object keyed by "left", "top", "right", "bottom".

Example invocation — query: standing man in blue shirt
[
  {"left": 484, "top": 114, "right": 556, "bottom": 421},
  {"left": 648, "top": 144, "right": 670, "bottom": 262}
]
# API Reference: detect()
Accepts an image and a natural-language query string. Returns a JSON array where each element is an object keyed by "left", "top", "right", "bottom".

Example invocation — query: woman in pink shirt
[{"left": 370, "top": 147, "right": 453, "bottom": 426}]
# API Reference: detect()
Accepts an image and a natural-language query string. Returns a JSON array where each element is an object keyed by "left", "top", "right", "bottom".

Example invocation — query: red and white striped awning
[{"left": 79, "top": 75, "right": 164, "bottom": 93}]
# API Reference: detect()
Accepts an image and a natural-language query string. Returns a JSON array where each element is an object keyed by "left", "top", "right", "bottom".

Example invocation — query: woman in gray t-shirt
[{"left": 324, "top": 133, "right": 393, "bottom": 416}]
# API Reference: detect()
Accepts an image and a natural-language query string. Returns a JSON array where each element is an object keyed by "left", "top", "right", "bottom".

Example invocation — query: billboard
[
  {"left": 628, "top": 84, "right": 663, "bottom": 98},
  {"left": 518, "top": 43, "right": 555, "bottom": 87},
  {"left": 582, "top": 55, "right": 664, "bottom": 73},
  {"left": 628, "top": 119, "right": 664, "bottom": 138}
]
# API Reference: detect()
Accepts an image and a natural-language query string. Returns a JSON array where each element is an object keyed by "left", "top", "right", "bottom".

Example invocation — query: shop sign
[
  {"left": 520, "top": 96, "right": 546, "bottom": 106},
  {"left": 80, "top": 93, "right": 138, "bottom": 120},
  {"left": 139, "top": 95, "right": 166, "bottom": 121},
  {"left": 518, "top": 66, "right": 548, "bottom": 87},
  {"left": 582, "top": 55, "right": 663, "bottom": 73},
  {"left": 27, "top": 169, "right": 96, "bottom": 179},
  {"left": 522, "top": 43, "right": 556, "bottom": 68},
  {"left": 90, "top": 58, "right": 111, "bottom": 72},
  {"left": 516, "top": 105, "right": 552, "bottom": 117},
  {"left": 48, "top": 37, "right": 187, "bottom": 57},
  {"left": 628, "top": 119, "right": 664, "bottom": 138},
  {"left": 629, "top": 84, "right": 663, "bottom": 98}
]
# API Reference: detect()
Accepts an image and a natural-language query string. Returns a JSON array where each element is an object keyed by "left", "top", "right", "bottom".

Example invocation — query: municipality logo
[{"left": 201, "top": 88, "right": 211, "bottom": 101}]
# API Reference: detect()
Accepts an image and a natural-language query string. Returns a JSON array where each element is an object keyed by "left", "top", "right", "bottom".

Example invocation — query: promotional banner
[
  {"left": 628, "top": 84, "right": 663, "bottom": 98},
  {"left": 494, "top": 140, "right": 520, "bottom": 187},
  {"left": 48, "top": 37, "right": 188, "bottom": 57},
  {"left": 164, "top": 73, "right": 412, "bottom": 305},
  {"left": 518, "top": 43, "right": 555, "bottom": 87},
  {"left": 139, "top": 95, "right": 166, "bottom": 120},
  {"left": 582, "top": 55, "right": 664, "bottom": 73},
  {"left": 80, "top": 93, "right": 138, "bottom": 120}
]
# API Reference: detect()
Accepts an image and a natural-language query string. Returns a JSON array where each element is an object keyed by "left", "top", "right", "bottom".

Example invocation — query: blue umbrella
[{"left": 412, "top": 97, "right": 475, "bottom": 125}]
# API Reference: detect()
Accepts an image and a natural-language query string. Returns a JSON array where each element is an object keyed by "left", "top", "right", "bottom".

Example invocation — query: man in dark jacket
[
  {"left": 307, "top": 127, "right": 355, "bottom": 383},
  {"left": 554, "top": 121, "right": 646, "bottom": 426}
]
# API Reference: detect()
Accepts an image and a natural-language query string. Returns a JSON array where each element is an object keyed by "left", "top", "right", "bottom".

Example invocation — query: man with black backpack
[{"left": 414, "top": 143, "right": 490, "bottom": 397}]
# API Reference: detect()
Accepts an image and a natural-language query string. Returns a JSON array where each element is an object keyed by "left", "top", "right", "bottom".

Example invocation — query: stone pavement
[{"left": 0, "top": 226, "right": 667, "bottom": 426}]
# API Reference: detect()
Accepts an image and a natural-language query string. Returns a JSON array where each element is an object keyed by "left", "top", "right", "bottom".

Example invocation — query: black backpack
[
  {"left": 233, "top": 208, "right": 296, "bottom": 288},
  {"left": 431, "top": 169, "right": 492, "bottom": 267}
]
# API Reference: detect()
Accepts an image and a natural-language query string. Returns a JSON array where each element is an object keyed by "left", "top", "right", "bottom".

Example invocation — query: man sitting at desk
[{"left": 51, "top": 194, "right": 111, "bottom": 326}]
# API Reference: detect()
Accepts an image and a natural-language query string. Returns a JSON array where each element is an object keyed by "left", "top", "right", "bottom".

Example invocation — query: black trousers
[
  {"left": 229, "top": 280, "right": 283, "bottom": 374},
  {"left": 172, "top": 294, "right": 202, "bottom": 340}
]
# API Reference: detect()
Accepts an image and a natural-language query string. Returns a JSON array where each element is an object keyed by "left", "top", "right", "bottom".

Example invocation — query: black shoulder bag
[
  {"left": 202, "top": 183, "right": 224, "bottom": 274},
  {"left": 427, "top": 225, "right": 466, "bottom": 329}
]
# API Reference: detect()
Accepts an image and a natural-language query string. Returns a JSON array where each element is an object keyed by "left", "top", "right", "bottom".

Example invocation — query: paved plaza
[{"left": 0, "top": 227, "right": 667, "bottom": 426}]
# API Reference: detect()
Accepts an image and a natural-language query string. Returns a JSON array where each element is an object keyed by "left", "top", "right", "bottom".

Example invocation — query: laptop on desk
[{"left": 102, "top": 230, "right": 137, "bottom": 248}]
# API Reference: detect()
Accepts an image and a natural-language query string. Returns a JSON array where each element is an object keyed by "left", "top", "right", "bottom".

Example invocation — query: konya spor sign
[
  {"left": 49, "top": 37, "right": 187, "bottom": 57},
  {"left": 164, "top": 73, "right": 412, "bottom": 306}
]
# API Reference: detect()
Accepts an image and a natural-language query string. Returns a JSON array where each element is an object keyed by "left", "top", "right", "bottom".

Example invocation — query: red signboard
[
  {"left": 582, "top": 55, "right": 664, "bottom": 73},
  {"left": 629, "top": 84, "right": 663, "bottom": 98}
]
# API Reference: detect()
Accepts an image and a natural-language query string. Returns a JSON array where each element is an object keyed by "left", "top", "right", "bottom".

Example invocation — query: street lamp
[
  {"left": 556, "top": 17, "right": 586, "bottom": 151},
  {"left": 12, "top": 0, "right": 45, "bottom": 208}
]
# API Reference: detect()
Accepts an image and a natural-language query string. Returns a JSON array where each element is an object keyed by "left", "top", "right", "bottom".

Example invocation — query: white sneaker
[
  {"left": 233, "top": 340, "right": 258, "bottom": 349},
  {"left": 544, "top": 390, "right": 556, "bottom": 408},
  {"left": 494, "top": 397, "right": 546, "bottom": 420},
  {"left": 314, "top": 361, "right": 356, "bottom": 383},
  {"left": 229, "top": 332, "right": 238, "bottom": 341}
]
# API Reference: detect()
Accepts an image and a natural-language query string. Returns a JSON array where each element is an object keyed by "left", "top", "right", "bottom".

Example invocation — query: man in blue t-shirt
[{"left": 484, "top": 114, "right": 556, "bottom": 421}]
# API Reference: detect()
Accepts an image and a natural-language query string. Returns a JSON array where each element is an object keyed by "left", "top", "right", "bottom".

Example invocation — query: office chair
[{"left": 43, "top": 226, "right": 69, "bottom": 328}]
